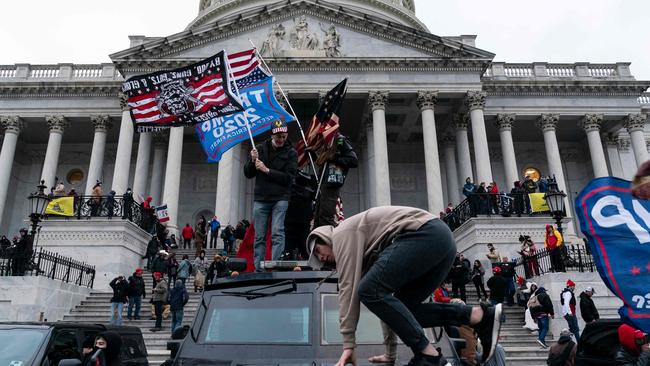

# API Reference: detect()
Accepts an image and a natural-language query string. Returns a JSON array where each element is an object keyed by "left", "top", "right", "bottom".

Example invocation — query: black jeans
[
  {"left": 314, "top": 185, "right": 340, "bottom": 227},
  {"left": 451, "top": 281, "right": 467, "bottom": 303},
  {"left": 473, "top": 277, "right": 488, "bottom": 299},
  {"left": 210, "top": 233, "right": 218, "bottom": 248},
  {"left": 358, "top": 219, "right": 473, "bottom": 354},
  {"left": 153, "top": 301, "right": 163, "bottom": 328}
]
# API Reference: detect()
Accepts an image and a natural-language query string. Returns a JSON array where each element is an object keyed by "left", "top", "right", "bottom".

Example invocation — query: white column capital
[
  {"left": 0, "top": 116, "right": 23, "bottom": 134},
  {"left": 45, "top": 115, "right": 68, "bottom": 133},
  {"left": 416, "top": 91, "right": 438, "bottom": 111},
  {"left": 495, "top": 113, "right": 516, "bottom": 131},
  {"left": 90, "top": 115, "right": 112, "bottom": 133},
  {"left": 368, "top": 91, "right": 389, "bottom": 111},
  {"left": 618, "top": 138, "right": 631, "bottom": 151},
  {"left": 579, "top": 114, "right": 604, "bottom": 132},
  {"left": 441, "top": 133, "right": 455, "bottom": 147},
  {"left": 603, "top": 133, "right": 620, "bottom": 146},
  {"left": 119, "top": 93, "right": 130, "bottom": 111},
  {"left": 465, "top": 90, "right": 486, "bottom": 111},
  {"left": 536, "top": 114, "right": 560, "bottom": 131},
  {"left": 452, "top": 113, "right": 470, "bottom": 130},
  {"left": 625, "top": 113, "right": 647, "bottom": 133}
]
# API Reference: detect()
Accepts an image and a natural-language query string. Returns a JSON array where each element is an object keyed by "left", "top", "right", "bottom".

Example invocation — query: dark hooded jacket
[
  {"left": 244, "top": 139, "right": 298, "bottom": 201},
  {"left": 547, "top": 332, "right": 577, "bottom": 366},
  {"left": 88, "top": 331, "right": 122, "bottom": 366},
  {"left": 109, "top": 277, "right": 129, "bottom": 303},
  {"left": 616, "top": 324, "right": 650, "bottom": 365},
  {"left": 579, "top": 291, "right": 599, "bottom": 323},
  {"left": 169, "top": 279, "right": 190, "bottom": 311},
  {"left": 530, "top": 287, "right": 554, "bottom": 318}
]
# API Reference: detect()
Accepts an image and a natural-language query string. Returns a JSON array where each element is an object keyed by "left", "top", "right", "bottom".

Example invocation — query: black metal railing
[
  {"left": 442, "top": 193, "right": 549, "bottom": 230},
  {"left": 0, "top": 248, "right": 95, "bottom": 288},
  {"left": 42, "top": 195, "right": 158, "bottom": 233},
  {"left": 513, "top": 244, "right": 595, "bottom": 279}
]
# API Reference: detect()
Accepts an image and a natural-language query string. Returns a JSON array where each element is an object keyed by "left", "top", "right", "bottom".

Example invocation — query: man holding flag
[{"left": 244, "top": 120, "right": 298, "bottom": 271}]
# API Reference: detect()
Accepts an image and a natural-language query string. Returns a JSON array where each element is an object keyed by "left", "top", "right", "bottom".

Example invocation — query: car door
[{"left": 42, "top": 328, "right": 82, "bottom": 366}]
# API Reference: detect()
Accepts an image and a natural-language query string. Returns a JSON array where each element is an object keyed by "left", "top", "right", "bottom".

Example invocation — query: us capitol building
[{"left": 1, "top": 0, "right": 649, "bottom": 245}]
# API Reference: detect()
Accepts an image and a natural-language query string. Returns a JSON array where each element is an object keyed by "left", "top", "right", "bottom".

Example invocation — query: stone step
[
  {"left": 504, "top": 346, "right": 553, "bottom": 357},
  {"left": 503, "top": 356, "right": 548, "bottom": 366}
]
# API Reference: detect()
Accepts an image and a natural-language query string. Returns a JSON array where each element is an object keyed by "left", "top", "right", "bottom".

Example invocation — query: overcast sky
[{"left": 1, "top": 0, "right": 649, "bottom": 79}]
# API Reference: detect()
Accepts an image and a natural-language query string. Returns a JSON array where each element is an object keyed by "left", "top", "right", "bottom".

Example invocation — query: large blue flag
[{"left": 576, "top": 177, "right": 650, "bottom": 332}]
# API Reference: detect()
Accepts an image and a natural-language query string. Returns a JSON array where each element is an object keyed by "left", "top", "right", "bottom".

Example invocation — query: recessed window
[
  {"left": 522, "top": 167, "right": 541, "bottom": 182},
  {"left": 66, "top": 169, "right": 84, "bottom": 186}
]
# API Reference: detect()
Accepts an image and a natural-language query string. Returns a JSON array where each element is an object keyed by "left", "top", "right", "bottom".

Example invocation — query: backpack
[
  {"left": 527, "top": 294, "right": 540, "bottom": 309},
  {"left": 547, "top": 341, "right": 575, "bottom": 366}
]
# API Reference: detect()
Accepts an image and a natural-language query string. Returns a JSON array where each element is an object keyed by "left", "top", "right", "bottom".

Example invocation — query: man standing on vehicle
[
  {"left": 244, "top": 119, "right": 298, "bottom": 271},
  {"left": 307, "top": 206, "right": 503, "bottom": 366}
]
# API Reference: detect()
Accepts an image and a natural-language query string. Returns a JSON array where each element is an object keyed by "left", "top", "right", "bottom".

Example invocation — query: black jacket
[
  {"left": 579, "top": 292, "right": 600, "bottom": 323},
  {"left": 169, "top": 281, "right": 189, "bottom": 311},
  {"left": 615, "top": 348, "right": 650, "bottom": 366},
  {"left": 244, "top": 139, "right": 298, "bottom": 201},
  {"left": 531, "top": 288, "right": 555, "bottom": 317},
  {"left": 487, "top": 275, "right": 507, "bottom": 302},
  {"left": 207, "top": 260, "right": 228, "bottom": 284},
  {"left": 127, "top": 275, "right": 146, "bottom": 298},
  {"left": 109, "top": 277, "right": 129, "bottom": 303},
  {"left": 324, "top": 135, "right": 358, "bottom": 187}
]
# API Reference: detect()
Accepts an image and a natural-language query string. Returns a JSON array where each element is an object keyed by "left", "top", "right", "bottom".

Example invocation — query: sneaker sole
[{"left": 484, "top": 303, "right": 504, "bottom": 362}]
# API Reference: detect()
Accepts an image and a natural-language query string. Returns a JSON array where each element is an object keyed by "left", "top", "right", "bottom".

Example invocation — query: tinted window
[
  {"left": 322, "top": 294, "right": 384, "bottom": 344},
  {"left": 203, "top": 293, "right": 311, "bottom": 344},
  {"left": 46, "top": 329, "right": 81, "bottom": 365},
  {"left": 0, "top": 328, "right": 48, "bottom": 365}
]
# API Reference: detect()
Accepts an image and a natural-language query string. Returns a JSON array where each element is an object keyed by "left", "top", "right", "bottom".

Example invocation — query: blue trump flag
[
  {"left": 195, "top": 75, "right": 294, "bottom": 162},
  {"left": 576, "top": 177, "right": 650, "bottom": 332}
]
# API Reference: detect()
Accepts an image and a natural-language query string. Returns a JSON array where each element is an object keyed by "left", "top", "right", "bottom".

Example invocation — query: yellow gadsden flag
[
  {"left": 529, "top": 193, "right": 550, "bottom": 213},
  {"left": 45, "top": 196, "right": 75, "bottom": 217}
]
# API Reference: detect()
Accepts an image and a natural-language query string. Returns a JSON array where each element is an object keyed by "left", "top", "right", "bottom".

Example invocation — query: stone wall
[{"left": 0, "top": 276, "right": 91, "bottom": 322}]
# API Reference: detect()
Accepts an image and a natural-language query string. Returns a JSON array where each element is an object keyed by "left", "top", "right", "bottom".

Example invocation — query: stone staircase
[{"left": 61, "top": 247, "right": 222, "bottom": 365}]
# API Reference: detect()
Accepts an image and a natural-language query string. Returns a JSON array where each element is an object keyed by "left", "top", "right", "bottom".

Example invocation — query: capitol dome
[{"left": 189, "top": 0, "right": 427, "bottom": 31}]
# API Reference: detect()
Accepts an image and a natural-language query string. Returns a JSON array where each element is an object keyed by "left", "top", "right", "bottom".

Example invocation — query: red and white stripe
[{"left": 227, "top": 49, "right": 264, "bottom": 80}]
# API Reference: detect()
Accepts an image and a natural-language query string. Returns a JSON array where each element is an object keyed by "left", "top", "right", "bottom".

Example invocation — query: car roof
[
  {"left": 0, "top": 322, "right": 104, "bottom": 330},
  {"left": 205, "top": 270, "right": 338, "bottom": 291}
]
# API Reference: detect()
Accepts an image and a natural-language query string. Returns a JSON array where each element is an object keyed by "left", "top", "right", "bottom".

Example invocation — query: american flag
[
  {"left": 123, "top": 51, "right": 243, "bottom": 127},
  {"left": 296, "top": 78, "right": 347, "bottom": 168}
]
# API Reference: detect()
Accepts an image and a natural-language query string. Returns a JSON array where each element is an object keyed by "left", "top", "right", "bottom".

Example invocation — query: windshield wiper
[{"left": 221, "top": 280, "right": 297, "bottom": 300}]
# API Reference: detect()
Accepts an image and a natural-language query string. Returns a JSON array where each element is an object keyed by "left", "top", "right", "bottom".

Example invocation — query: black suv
[
  {"left": 167, "top": 271, "right": 462, "bottom": 365},
  {"left": 0, "top": 322, "right": 148, "bottom": 366}
]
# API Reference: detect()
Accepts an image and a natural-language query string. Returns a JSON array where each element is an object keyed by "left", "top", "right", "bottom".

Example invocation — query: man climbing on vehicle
[{"left": 307, "top": 206, "right": 503, "bottom": 366}]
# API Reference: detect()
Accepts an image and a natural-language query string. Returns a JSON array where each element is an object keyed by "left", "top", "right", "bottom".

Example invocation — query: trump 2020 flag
[
  {"left": 122, "top": 51, "right": 244, "bottom": 130},
  {"left": 576, "top": 177, "right": 650, "bottom": 332},
  {"left": 195, "top": 49, "right": 295, "bottom": 163}
]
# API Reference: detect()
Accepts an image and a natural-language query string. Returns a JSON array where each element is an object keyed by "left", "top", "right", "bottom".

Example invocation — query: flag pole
[
  {"left": 249, "top": 39, "right": 319, "bottom": 177},
  {"left": 225, "top": 50, "right": 256, "bottom": 147}
]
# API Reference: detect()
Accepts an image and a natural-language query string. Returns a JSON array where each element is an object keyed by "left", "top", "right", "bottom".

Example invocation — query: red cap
[
  {"left": 153, "top": 272, "right": 162, "bottom": 279},
  {"left": 517, "top": 276, "right": 525, "bottom": 285},
  {"left": 566, "top": 280, "right": 576, "bottom": 287},
  {"left": 135, "top": 268, "right": 144, "bottom": 274},
  {"left": 492, "top": 266, "right": 502, "bottom": 274}
]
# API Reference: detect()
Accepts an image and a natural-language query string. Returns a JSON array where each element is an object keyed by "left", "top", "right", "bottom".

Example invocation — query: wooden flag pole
[{"left": 249, "top": 39, "right": 319, "bottom": 178}]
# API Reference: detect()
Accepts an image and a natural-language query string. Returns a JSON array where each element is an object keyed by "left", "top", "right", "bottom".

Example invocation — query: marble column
[
  {"left": 441, "top": 134, "right": 459, "bottom": 206},
  {"left": 41, "top": 115, "right": 68, "bottom": 190},
  {"left": 368, "top": 91, "right": 391, "bottom": 206},
  {"left": 495, "top": 114, "right": 519, "bottom": 188},
  {"left": 466, "top": 91, "right": 493, "bottom": 183},
  {"left": 364, "top": 120, "right": 376, "bottom": 208},
  {"left": 453, "top": 113, "right": 473, "bottom": 199},
  {"left": 112, "top": 94, "right": 135, "bottom": 194},
  {"left": 625, "top": 114, "right": 649, "bottom": 168},
  {"left": 162, "top": 127, "right": 184, "bottom": 235},
  {"left": 579, "top": 114, "right": 608, "bottom": 178},
  {"left": 417, "top": 91, "right": 443, "bottom": 213},
  {"left": 149, "top": 131, "right": 168, "bottom": 205},
  {"left": 618, "top": 138, "right": 637, "bottom": 179},
  {"left": 215, "top": 146, "right": 243, "bottom": 227},
  {"left": 132, "top": 132, "right": 152, "bottom": 198},
  {"left": 0, "top": 116, "right": 23, "bottom": 228},
  {"left": 604, "top": 134, "right": 624, "bottom": 178},
  {"left": 84, "top": 116, "right": 112, "bottom": 195}
]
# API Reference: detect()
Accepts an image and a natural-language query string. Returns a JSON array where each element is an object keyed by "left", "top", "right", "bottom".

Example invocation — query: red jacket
[
  {"left": 181, "top": 226, "right": 194, "bottom": 240},
  {"left": 434, "top": 287, "right": 452, "bottom": 303}
]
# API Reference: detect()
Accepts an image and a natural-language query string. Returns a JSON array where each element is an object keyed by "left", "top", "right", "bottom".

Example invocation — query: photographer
[{"left": 109, "top": 275, "right": 129, "bottom": 326}]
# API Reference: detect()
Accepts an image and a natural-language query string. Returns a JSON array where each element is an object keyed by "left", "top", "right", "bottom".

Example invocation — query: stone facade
[{"left": 0, "top": 0, "right": 649, "bottom": 241}]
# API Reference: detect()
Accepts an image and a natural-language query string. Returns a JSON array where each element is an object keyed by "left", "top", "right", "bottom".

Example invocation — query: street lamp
[{"left": 27, "top": 180, "right": 51, "bottom": 251}]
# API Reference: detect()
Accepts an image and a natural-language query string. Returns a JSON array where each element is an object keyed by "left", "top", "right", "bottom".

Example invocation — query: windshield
[
  {"left": 202, "top": 293, "right": 311, "bottom": 344},
  {"left": 0, "top": 328, "right": 48, "bottom": 365},
  {"left": 322, "top": 294, "right": 385, "bottom": 344}
]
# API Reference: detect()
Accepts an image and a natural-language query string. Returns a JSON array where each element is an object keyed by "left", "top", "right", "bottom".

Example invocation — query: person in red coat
[{"left": 181, "top": 223, "right": 194, "bottom": 249}]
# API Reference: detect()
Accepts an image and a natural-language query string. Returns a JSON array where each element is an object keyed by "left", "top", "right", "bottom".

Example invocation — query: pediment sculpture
[{"left": 259, "top": 17, "right": 342, "bottom": 58}]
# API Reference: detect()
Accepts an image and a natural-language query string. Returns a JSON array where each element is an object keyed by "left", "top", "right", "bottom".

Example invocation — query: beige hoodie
[{"left": 307, "top": 206, "right": 435, "bottom": 349}]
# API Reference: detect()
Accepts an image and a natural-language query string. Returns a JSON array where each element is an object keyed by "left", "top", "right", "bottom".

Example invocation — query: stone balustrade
[
  {"left": 484, "top": 62, "right": 633, "bottom": 80},
  {"left": 0, "top": 63, "right": 121, "bottom": 81},
  {"left": 640, "top": 92, "right": 650, "bottom": 105}
]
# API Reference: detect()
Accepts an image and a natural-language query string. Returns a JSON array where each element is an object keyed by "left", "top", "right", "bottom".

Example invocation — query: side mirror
[{"left": 58, "top": 360, "right": 82, "bottom": 366}]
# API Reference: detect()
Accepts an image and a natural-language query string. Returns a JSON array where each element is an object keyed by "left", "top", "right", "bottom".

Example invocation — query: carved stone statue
[
  {"left": 289, "top": 16, "right": 319, "bottom": 50},
  {"left": 260, "top": 24, "right": 286, "bottom": 57},
  {"left": 320, "top": 23, "right": 342, "bottom": 57}
]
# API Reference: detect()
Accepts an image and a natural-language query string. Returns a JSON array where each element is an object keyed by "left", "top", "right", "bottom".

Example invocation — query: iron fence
[
  {"left": 42, "top": 195, "right": 158, "bottom": 233},
  {"left": 442, "top": 192, "right": 548, "bottom": 230},
  {"left": 513, "top": 244, "right": 595, "bottom": 279},
  {"left": 0, "top": 248, "right": 95, "bottom": 288}
]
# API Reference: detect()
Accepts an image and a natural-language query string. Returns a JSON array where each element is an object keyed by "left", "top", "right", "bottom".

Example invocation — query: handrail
[
  {"left": 512, "top": 244, "right": 595, "bottom": 279},
  {"left": 0, "top": 248, "right": 96, "bottom": 288}
]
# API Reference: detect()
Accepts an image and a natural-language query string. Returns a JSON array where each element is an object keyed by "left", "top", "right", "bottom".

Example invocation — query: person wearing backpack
[
  {"left": 529, "top": 287, "right": 555, "bottom": 349},
  {"left": 547, "top": 329, "right": 577, "bottom": 366}
]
